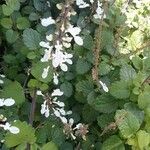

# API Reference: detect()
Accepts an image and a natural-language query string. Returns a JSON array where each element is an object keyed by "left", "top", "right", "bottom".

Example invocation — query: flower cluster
[
  {"left": 63, "top": 118, "right": 89, "bottom": 140},
  {"left": 37, "top": 0, "right": 89, "bottom": 140},
  {"left": 37, "top": 90, "right": 72, "bottom": 120},
  {"left": 76, "top": 0, "right": 106, "bottom": 20}
]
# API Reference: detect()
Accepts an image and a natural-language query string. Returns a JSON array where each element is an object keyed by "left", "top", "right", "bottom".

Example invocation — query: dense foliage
[{"left": 0, "top": 0, "right": 150, "bottom": 149}]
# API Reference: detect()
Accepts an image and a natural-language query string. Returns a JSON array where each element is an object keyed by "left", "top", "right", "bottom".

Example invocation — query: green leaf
[
  {"left": 120, "top": 65, "right": 136, "bottom": 81},
  {"left": 82, "top": 104, "right": 98, "bottom": 123},
  {"left": 31, "top": 62, "right": 53, "bottom": 83},
  {"left": 115, "top": 109, "right": 140, "bottom": 139},
  {"left": 124, "top": 103, "right": 144, "bottom": 125},
  {"left": 27, "top": 52, "right": 37, "bottom": 60},
  {"left": 99, "top": 61, "right": 112, "bottom": 75},
  {"left": 138, "top": 91, "right": 150, "bottom": 109},
  {"left": 5, "top": 121, "right": 36, "bottom": 148},
  {"left": 83, "top": 34, "right": 94, "bottom": 50},
  {"left": 2, "top": 0, "right": 20, "bottom": 16},
  {"left": 60, "top": 82, "right": 73, "bottom": 97},
  {"left": 5, "top": 29, "right": 19, "bottom": 43},
  {"left": 23, "top": 28, "right": 41, "bottom": 50},
  {"left": 97, "top": 113, "right": 114, "bottom": 128},
  {"left": 102, "top": 135, "right": 125, "bottom": 150},
  {"left": 136, "top": 130, "right": 150, "bottom": 150},
  {"left": 17, "top": 17, "right": 30, "bottom": 30},
  {"left": 110, "top": 81, "right": 130, "bottom": 99},
  {"left": 1, "top": 18, "right": 13, "bottom": 29},
  {"left": 42, "top": 142, "right": 58, "bottom": 150},
  {"left": 29, "top": 13, "right": 40, "bottom": 21},
  {"left": 93, "top": 94, "right": 118, "bottom": 113},
  {"left": 0, "top": 81, "right": 25, "bottom": 105},
  {"left": 76, "top": 80, "right": 94, "bottom": 96},
  {"left": 76, "top": 59, "right": 91, "bottom": 74}
]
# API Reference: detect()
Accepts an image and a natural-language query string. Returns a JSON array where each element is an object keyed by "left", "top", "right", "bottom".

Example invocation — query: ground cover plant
[{"left": 0, "top": 0, "right": 150, "bottom": 149}]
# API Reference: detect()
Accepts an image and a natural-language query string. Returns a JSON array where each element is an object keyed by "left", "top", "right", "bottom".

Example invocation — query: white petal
[
  {"left": 4, "top": 98, "right": 15, "bottom": 106},
  {"left": 45, "top": 108, "right": 50, "bottom": 118},
  {"left": 53, "top": 73, "right": 59, "bottom": 85},
  {"left": 9, "top": 126, "right": 20, "bottom": 134},
  {"left": 51, "top": 89, "right": 63, "bottom": 97},
  {"left": 74, "top": 36, "right": 83, "bottom": 46},
  {"left": 63, "top": 42, "right": 71, "bottom": 48},
  {"left": 0, "top": 79, "right": 4, "bottom": 84},
  {"left": 42, "top": 66, "right": 50, "bottom": 79},
  {"left": 53, "top": 101, "right": 65, "bottom": 107},
  {"left": 53, "top": 109, "right": 61, "bottom": 117},
  {"left": 99, "top": 81, "right": 109, "bottom": 92},
  {"left": 58, "top": 108, "right": 66, "bottom": 115},
  {"left": 65, "top": 59, "right": 73, "bottom": 65},
  {"left": 66, "top": 111, "right": 72, "bottom": 115},
  {"left": 46, "top": 34, "right": 53, "bottom": 41},
  {"left": 60, "top": 63, "right": 68, "bottom": 72},
  {"left": 41, "top": 17, "right": 55, "bottom": 27},
  {"left": 39, "top": 41, "right": 50, "bottom": 49},
  {"left": 69, "top": 118, "right": 74, "bottom": 125},
  {"left": 3, "top": 123, "right": 11, "bottom": 130},
  {"left": 60, "top": 117, "right": 67, "bottom": 124},
  {"left": 0, "top": 98, "right": 4, "bottom": 107},
  {"left": 0, "top": 74, "right": 5, "bottom": 78},
  {"left": 36, "top": 90, "right": 44, "bottom": 96}
]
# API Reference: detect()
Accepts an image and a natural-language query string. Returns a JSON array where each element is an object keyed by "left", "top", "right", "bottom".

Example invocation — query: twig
[{"left": 26, "top": 89, "right": 37, "bottom": 150}]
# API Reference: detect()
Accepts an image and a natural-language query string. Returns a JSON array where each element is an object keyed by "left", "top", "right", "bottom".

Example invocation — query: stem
[
  {"left": 26, "top": 89, "right": 37, "bottom": 150},
  {"left": 29, "top": 89, "right": 37, "bottom": 125}
]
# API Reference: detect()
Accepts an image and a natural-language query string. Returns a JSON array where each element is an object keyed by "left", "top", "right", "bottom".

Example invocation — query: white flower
[
  {"left": 93, "top": 1, "right": 106, "bottom": 19},
  {"left": 66, "top": 26, "right": 83, "bottom": 46},
  {"left": 42, "top": 66, "right": 50, "bottom": 79},
  {"left": 52, "top": 50, "right": 73, "bottom": 72},
  {"left": 1, "top": 123, "right": 19, "bottom": 134},
  {"left": 41, "top": 17, "right": 55, "bottom": 27},
  {"left": 41, "top": 101, "right": 50, "bottom": 118},
  {"left": 99, "top": 80, "right": 109, "bottom": 92},
  {"left": 51, "top": 89, "right": 63, "bottom": 97},
  {"left": 53, "top": 73, "right": 59, "bottom": 85},
  {"left": 76, "top": 0, "right": 90, "bottom": 8},
  {"left": 41, "top": 47, "right": 53, "bottom": 62},
  {"left": 55, "top": 41, "right": 63, "bottom": 51},
  {"left": 0, "top": 98, "right": 15, "bottom": 107}
]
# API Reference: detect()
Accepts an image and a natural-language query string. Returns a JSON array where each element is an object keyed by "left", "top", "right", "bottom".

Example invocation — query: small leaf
[
  {"left": 120, "top": 65, "right": 136, "bottom": 81},
  {"left": 0, "top": 81, "right": 25, "bottom": 105},
  {"left": 102, "top": 135, "right": 125, "bottom": 150},
  {"left": 115, "top": 109, "right": 140, "bottom": 139},
  {"left": 42, "top": 142, "right": 58, "bottom": 150},
  {"left": 17, "top": 17, "right": 30, "bottom": 30},
  {"left": 138, "top": 91, "right": 150, "bottom": 109},
  {"left": 23, "top": 28, "right": 41, "bottom": 50},
  {"left": 5, "top": 121, "right": 36, "bottom": 148},
  {"left": 137, "top": 130, "right": 150, "bottom": 150},
  {"left": 31, "top": 62, "right": 53, "bottom": 83},
  {"left": 6, "top": 29, "right": 19, "bottom": 43},
  {"left": 76, "top": 80, "right": 94, "bottom": 96},
  {"left": 76, "top": 59, "right": 91, "bottom": 74},
  {"left": 60, "top": 82, "right": 73, "bottom": 97},
  {"left": 93, "top": 94, "right": 118, "bottom": 113},
  {"left": 1, "top": 18, "right": 13, "bottom": 29},
  {"left": 110, "top": 81, "right": 131, "bottom": 99}
]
